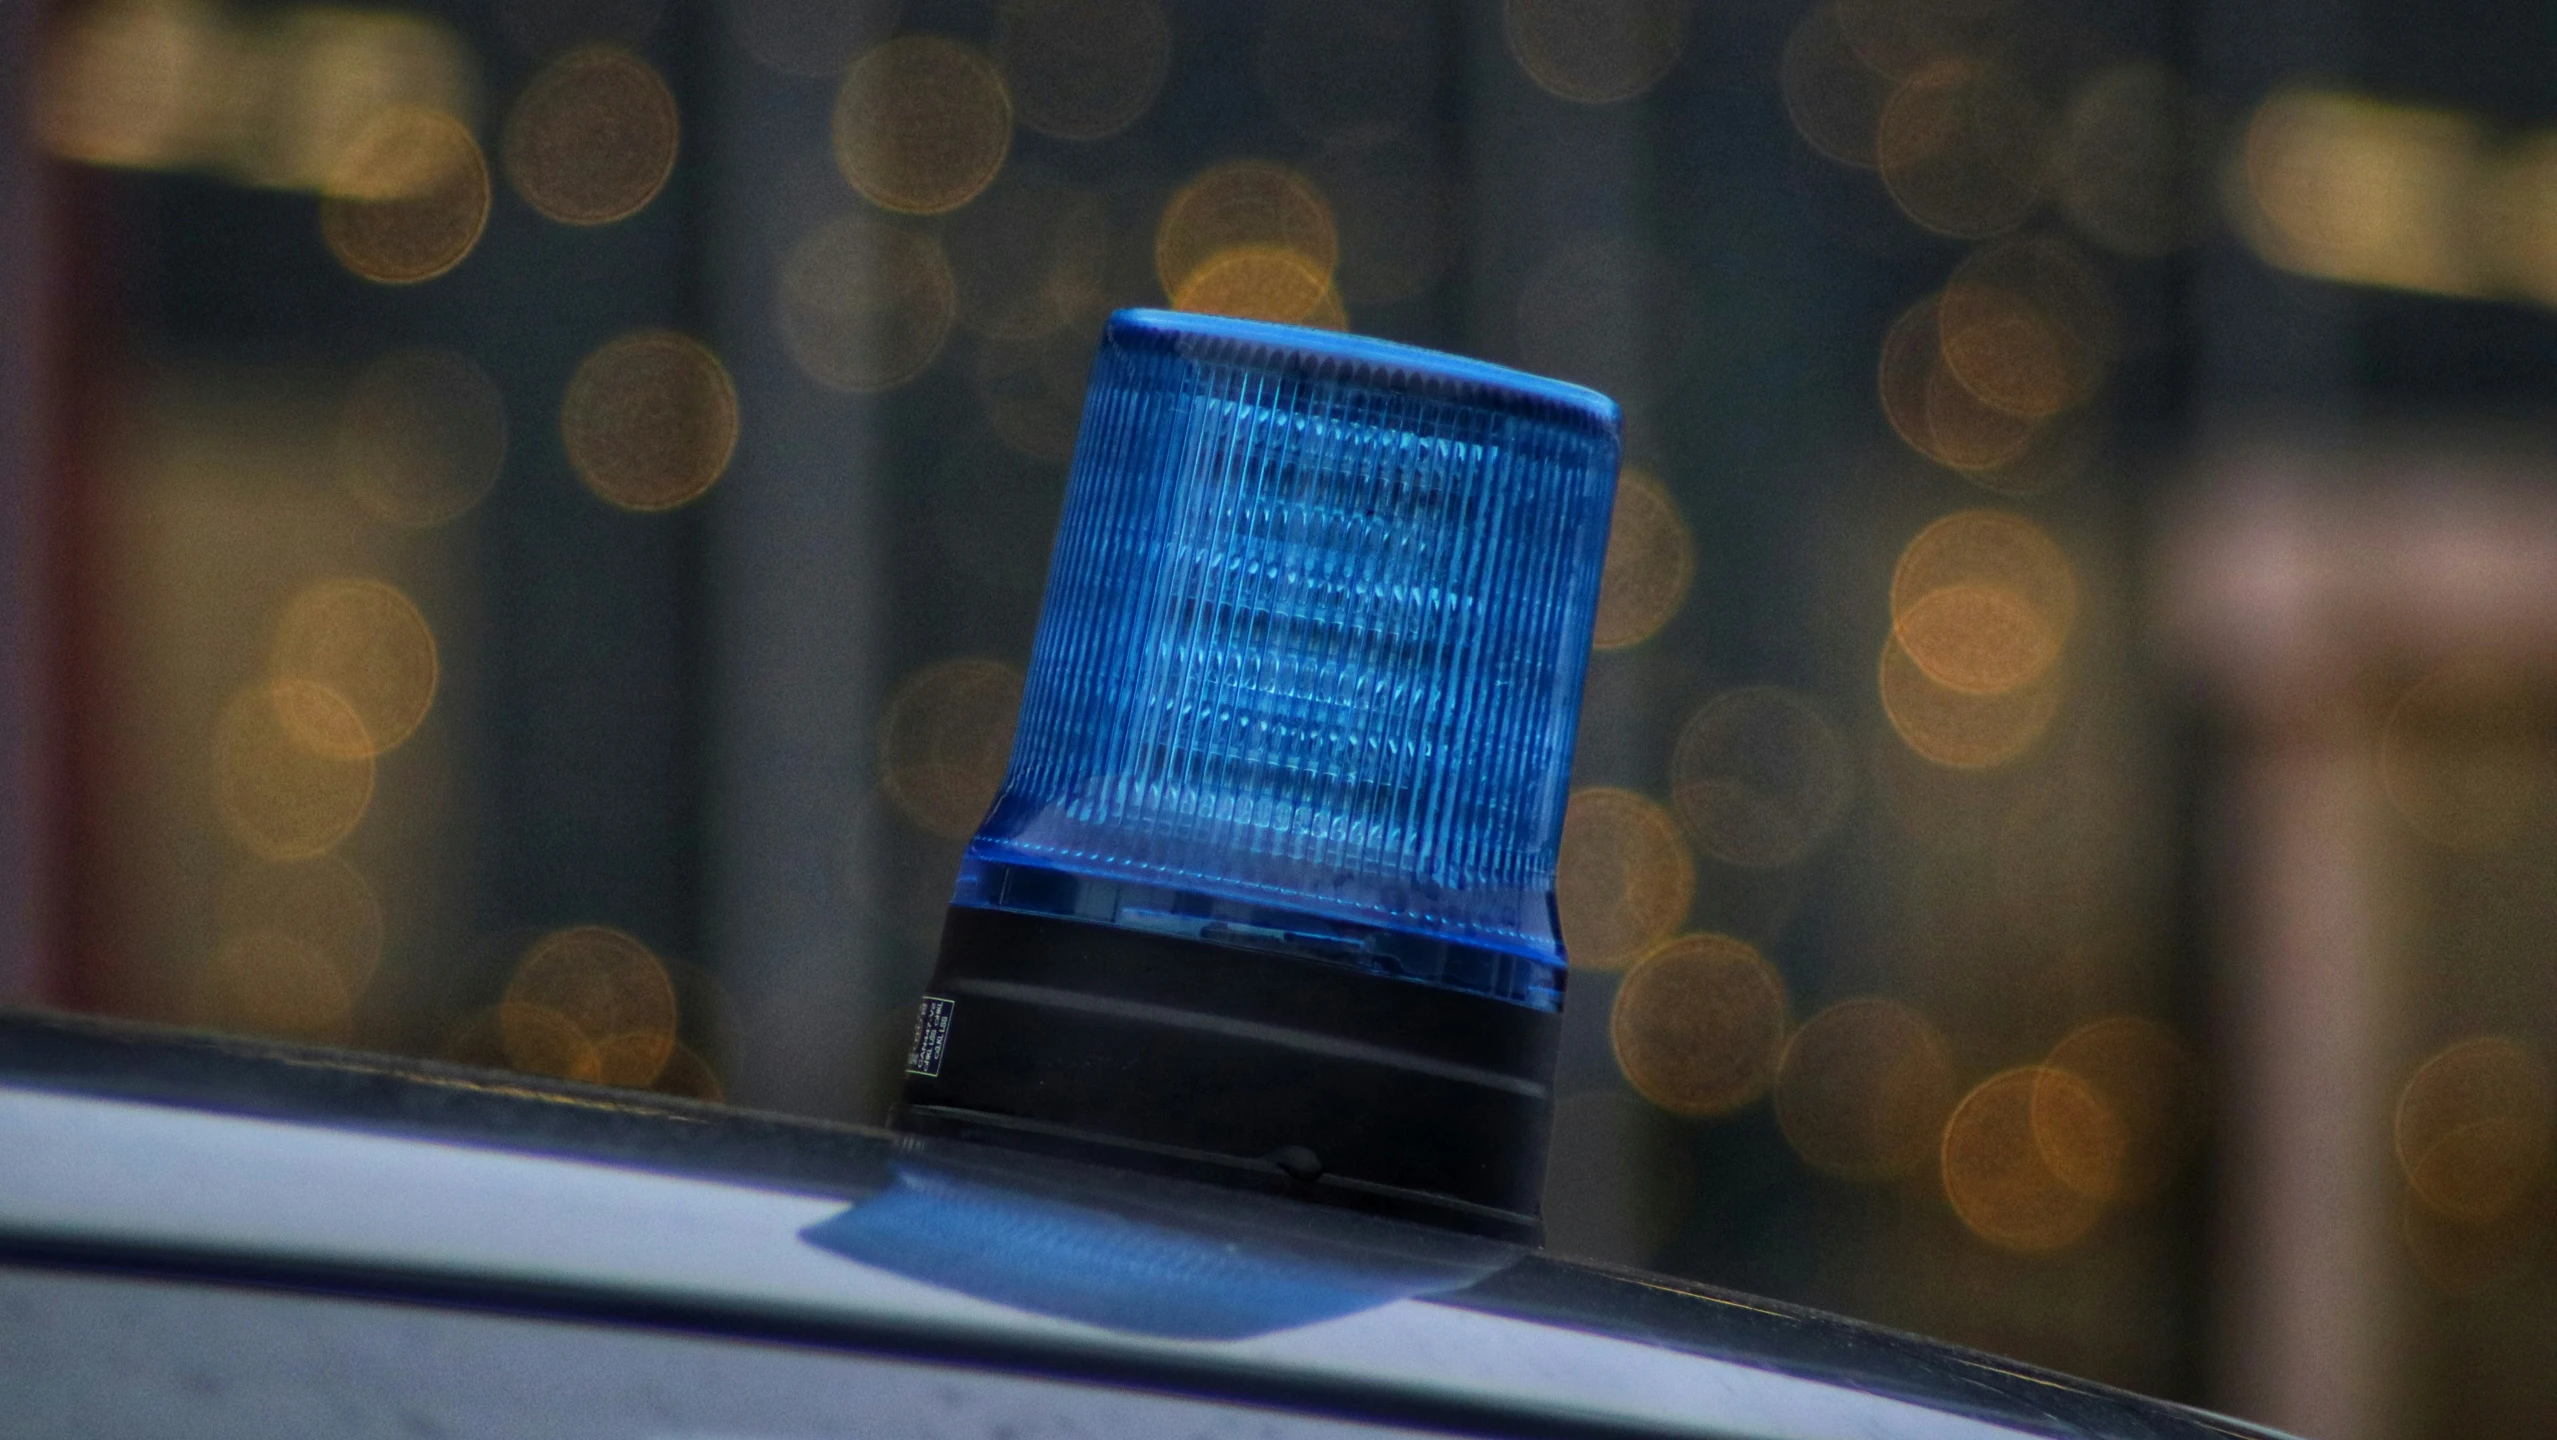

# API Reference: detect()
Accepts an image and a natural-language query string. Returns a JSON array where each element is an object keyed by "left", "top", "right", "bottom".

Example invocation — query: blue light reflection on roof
[{"left": 802, "top": 1161, "right": 1506, "bottom": 1340}]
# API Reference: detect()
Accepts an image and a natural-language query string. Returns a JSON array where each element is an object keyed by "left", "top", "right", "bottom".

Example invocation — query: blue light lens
[{"left": 954, "top": 310, "right": 1620, "bottom": 1011}]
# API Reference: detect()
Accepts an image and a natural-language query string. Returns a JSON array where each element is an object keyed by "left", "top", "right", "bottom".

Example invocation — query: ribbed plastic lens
[{"left": 955, "top": 310, "right": 1620, "bottom": 1010}]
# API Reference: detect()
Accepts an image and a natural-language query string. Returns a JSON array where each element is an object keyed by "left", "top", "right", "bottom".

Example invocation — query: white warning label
[{"left": 906, "top": 995, "right": 955, "bottom": 1077}]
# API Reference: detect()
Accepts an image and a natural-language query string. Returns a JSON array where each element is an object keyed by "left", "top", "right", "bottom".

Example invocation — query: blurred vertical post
[
  {"left": 2184, "top": 0, "right": 2378, "bottom": 1412},
  {"left": 2218, "top": 746, "right": 2402, "bottom": 1440},
  {"left": 1467, "top": 2, "right": 1705, "bottom": 1267},
  {"left": 2170, "top": 466, "right": 2557, "bottom": 1440},
  {"left": 703, "top": 20, "right": 888, "bottom": 1117},
  {"left": 0, "top": 0, "right": 46, "bottom": 1002},
  {"left": 1462, "top": 15, "right": 1676, "bottom": 846},
  {"left": 2174, "top": 475, "right": 2408, "bottom": 1440}
]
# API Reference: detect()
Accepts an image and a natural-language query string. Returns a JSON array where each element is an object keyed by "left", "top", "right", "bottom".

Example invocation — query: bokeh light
[
  {"left": 250, "top": 683, "right": 372, "bottom": 783},
  {"left": 503, "top": 925, "right": 679, "bottom": 1087},
  {"left": 832, "top": 35, "right": 1012, "bottom": 216},
  {"left": 318, "top": 98, "right": 476, "bottom": 203},
  {"left": 595, "top": 1032, "right": 680, "bottom": 1086},
  {"left": 1671, "top": 687, "right": 1855, "bottom": 870},
  {"left": 1937, "top": 235, "right": 2115, "bottom": 419},
  {"left": 946, "top": 167, "right": 1110, "bottom": 342},
  {"left": 650, "top": 1042, "right": 725, "bottom": 1101},
  {"left": 879, "top": 658, "right": 1026, "bottom": 840},
  {"left": 2379, "top": 660, "right": 2549, "bottom": 852},
  {"left": 1883, "top": 295, "right": 2046, "bottom": 475},
  {"left": 1154, "top": 160, "right": 1339, "bottom": 304},
  {"left": 1829, "top": 0, "right": 1978, "bottom": 82},
  {"left": 479, "top": 1002, "right": 649, "bottom": 1082},
  {"left": 212, "top": 682, "right": 375, "bottom": 861},
  {"left": 1890, "top": 508, "right": 2077, "bottom": 694},
  {"left": 1503, "top": 0, "right": 1688, "bottom": 105},
  {"left": 441, "top": 1001, "right": 575, "bottom": 1078},
  {"left": 502, "top": 1000, "right": 612, "bottom": 1081},
  {"left": 333, "top": 349, "right": 506, "bottom": 527},
  {"left": 216, "top": 856, "right": 384, "bottom": 997},
  {"left": 2479, "top": 135, "right": 2557, "bottom": 309},
  {"left": 2232, "top": 89, "right": 2485, "bottom": 299},
  {"left": 36, "top": 2, "right": 480, "bottom": 191},
  {"left": 996, "top": 0, "right": 1170, "bottom": 143},
  {"left": 2056, "top": 62, "right": 2214, "bottom": 259},
  {"left": 251, "top": 10, "right": 483, "bottom": 192},
  {"left": 1920, "top": 349, "right": 2038, "bottom": 469},
  {"left": 2395, "top": 1036, "right": 2554, "bottom": 1227},
  {"left": 1611, "top": 932, "right": 1791, "bottom": 1118},
  {"left": 1259, "top": 0, "right": 1431, "bottom": 149},
  {"left": 1591, "top": 468, "right": 1694, "bottom": 651},
  {"left": 1172, "top": 247, "right": 1346, "bottom": 328},
  {"left": 319, "top": 107, "right": 492, "bottom": 285},
  {"left": 1557, "top": 787, "right": 1695, "bottom": 970},
  {"left": 1956, "top": 393, "right": 2102, "bottom": 498},
  {"left": 1878, "top": 628, "right": 2065, "bottom": 769},
  {"left": 270, "top": 579, "right": 439, "bottom": 758},
  {"left": 194, "top": 930, "right": 355, "bottom": 1045},
  {"left": 1877, "top": 59, "right": 2048, "bottom": 239},
  {"left": 1893, "top": 584, "right": 2055, "bottom": 696},
  {"left": 33, "top": 0, "right": 231, "bottom": 172},
  {"left": 562, "top": 330, "right": 740, "bottom": 511},
  {"left": 1780, "top": 4, "right": 1890, "bottom": 169},
  {"left": 502, "top": 45, "right": 678, "bottom": 226},
  {"left": 2041, "top": 1016, "right": 2201, "bottom": 1205},
  {"left": 1942, "top": 1066, "right": 2118, "bottom": 1251},
  {"left": 778, "top": 215, "right": 957, "bottom": 393},
  {"left": 2028, "top": 1062, "right": 2130, "bottom": 1202},
  {"left": 730, "top": 0, "right": 901, "bottom": 80},
  {"left": 1777, "top": 997, "right": 1959, "bottom": 1181}
]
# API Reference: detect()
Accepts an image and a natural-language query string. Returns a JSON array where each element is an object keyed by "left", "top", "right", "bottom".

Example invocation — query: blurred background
[{"left": 7, "top": 1, "right": 2557, "bottom": 1436}]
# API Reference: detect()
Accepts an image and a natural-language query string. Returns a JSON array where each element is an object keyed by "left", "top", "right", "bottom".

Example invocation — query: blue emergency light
[{"left": 896, "top": 310, "right": 1620, "bottom": 1240}]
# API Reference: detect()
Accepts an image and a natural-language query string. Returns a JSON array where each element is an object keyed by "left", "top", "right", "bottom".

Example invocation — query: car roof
[{"left": 0, "top": 1008, "right": 2284, "bottom": 1440}]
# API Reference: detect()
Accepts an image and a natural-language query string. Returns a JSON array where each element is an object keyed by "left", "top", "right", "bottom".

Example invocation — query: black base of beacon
[{"left": 891, "top": 905, "right": 1561, "bottom": 1243}]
